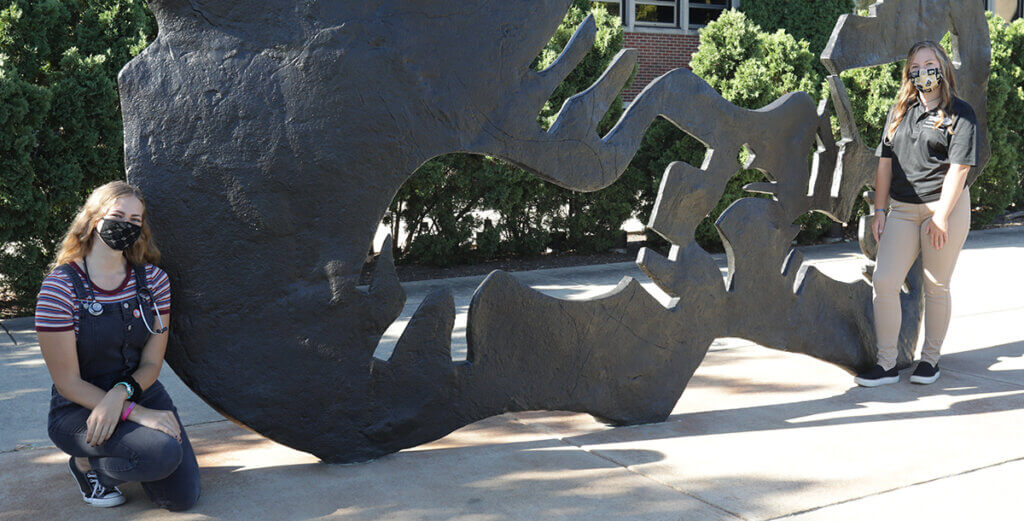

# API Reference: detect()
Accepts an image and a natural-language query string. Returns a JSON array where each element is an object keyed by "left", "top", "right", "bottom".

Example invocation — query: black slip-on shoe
[
  {"left": 854, "top": 364, "right": 900, "bottom": 387},
  {"left": 67, "top": 456, "right": 126, "bottom": 507},
  {"left": 910, "top": 362, "right": 941, "bottom": 385}
]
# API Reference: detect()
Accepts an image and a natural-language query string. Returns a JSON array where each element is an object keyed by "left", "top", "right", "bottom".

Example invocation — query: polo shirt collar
[{"left": 912, "top": 97, "right": 942, "bottom": 116}]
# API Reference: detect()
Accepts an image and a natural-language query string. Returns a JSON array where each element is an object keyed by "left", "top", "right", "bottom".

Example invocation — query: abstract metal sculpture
[{"left": 120, "top": 0, "right": 989, "bottom": 462}]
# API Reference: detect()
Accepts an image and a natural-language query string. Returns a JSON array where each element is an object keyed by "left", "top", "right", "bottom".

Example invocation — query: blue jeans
[{"left": 48, "top": 380, "right": 201, "bottom": 511}]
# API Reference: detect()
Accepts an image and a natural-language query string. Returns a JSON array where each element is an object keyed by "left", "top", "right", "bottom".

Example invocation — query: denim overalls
[{"left": 46, "top": 263, "right": 201, "bottom": 511}]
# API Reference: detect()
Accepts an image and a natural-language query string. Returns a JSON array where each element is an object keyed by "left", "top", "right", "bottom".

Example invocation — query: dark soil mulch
[
  {"left": 364, "top": 209, "right": 1024, "bottom": 285},
  {"left": 358, "top": 248, "right": 648, "bottom": 285}
]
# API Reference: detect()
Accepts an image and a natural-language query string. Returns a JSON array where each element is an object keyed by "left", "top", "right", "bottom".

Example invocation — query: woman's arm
[
  {"left": 931, "top": 163, "right": 970, "bottom": 218},
  {"left": 39, "top": 321, "right": 179, "bottom": 443},
  {"left": 122, "top": 312, "right": 180, "bottom": 441},
  {"left": 874, "top": 158, "right": 893, "bottom": 210},
  {"left": 38, "top": 331, "right": 131, "bottom": 445},
  {"left": 38, "top": 331, "right": 128, "bottom": 409},
  {"left": 130, "top": 312, "right": 170, "bottom": 392},
  {"left": 872, "top": 157, "right": 894, "bottom": 242},
  {"left": 926, "top": 163, "right": 971, "bottom": 250}
]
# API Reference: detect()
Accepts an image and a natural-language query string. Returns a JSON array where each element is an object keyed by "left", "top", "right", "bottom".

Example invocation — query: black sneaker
[
  {"left": 910, "top": 362, "right": 941, "bottom": 384},
  {"left": 854, "top": 364, "right": 900, "bottom": 387},
  {"left": 67, "top": 456, "right": 126, "bottom": 507}
]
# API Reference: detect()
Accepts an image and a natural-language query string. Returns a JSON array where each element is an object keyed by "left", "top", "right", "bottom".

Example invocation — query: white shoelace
[{"left": 86, "top": 472, "right": 110, "bottom": 498}]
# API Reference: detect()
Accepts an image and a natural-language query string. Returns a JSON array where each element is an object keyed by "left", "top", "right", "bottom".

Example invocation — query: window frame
[
  {"left": 592, "top": 0, "right": 739, "bottom": 35},
  {"left": 633, "top": 0, "right": 681, "bottom": 29},
  {"left": 687, "top": 0, "right": 731, "bottom": 29}
]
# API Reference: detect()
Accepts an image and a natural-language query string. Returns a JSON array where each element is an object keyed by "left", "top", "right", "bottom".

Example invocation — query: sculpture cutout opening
[{"left": 121, "top": 0, "right": 990, "bottom": 463}]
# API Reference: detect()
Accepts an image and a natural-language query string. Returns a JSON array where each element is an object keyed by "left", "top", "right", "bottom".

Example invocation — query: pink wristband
[{"left": 121, "top": 401, "right": 136, "bottom": 422}]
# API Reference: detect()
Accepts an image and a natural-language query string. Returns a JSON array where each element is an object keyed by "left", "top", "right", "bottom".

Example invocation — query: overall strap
[
  {"left": 57, "top": 263, "right": 90, "bottom": 302},
  {"left": 132, "top": 264, "right": 150, "bottom": 295}
]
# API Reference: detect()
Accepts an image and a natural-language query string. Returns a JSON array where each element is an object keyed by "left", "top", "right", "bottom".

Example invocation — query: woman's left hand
[
  {"left": 927, "top": 213, "right": 949, "bottom": 250},
  {"left": 85, "top": 388, "right": 128, "bottom": 446}
]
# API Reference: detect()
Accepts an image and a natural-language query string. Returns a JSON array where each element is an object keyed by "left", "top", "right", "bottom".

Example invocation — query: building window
[
  {"left": 591, "top": 1, "right": 735, "bottom": 32},
  {"left": 688, "top": 0, "right": 730, "bottom": 28},
  {"left": 635, "top": 1, "right": 679, "bottom": 27}
]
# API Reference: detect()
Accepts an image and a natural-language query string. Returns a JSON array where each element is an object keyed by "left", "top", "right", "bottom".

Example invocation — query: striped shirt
[{"left": 35, "top": 262, "right": 171, "bottom": 335}]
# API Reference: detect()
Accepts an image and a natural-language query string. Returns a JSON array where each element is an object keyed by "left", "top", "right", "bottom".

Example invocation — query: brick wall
[{"left": 621, "top": 32, "right": 700, "bottom": 102}]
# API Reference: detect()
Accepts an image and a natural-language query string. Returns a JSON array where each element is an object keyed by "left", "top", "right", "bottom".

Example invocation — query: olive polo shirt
[{"left": 875, "top": 96, "right": 978, "bottom": 203}]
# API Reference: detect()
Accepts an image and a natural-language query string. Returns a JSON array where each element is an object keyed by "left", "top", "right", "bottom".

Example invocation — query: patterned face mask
[
  {"left": 909, "top": 66, "right": 943, "bottom": 93},
  {"left": 98, "top": 219, "right": 142, "bottom": 251}
]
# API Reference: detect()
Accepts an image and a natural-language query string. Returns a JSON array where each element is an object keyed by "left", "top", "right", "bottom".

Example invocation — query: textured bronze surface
[{"left": 122, "top": 0, "right": 988, "bottom": 462}]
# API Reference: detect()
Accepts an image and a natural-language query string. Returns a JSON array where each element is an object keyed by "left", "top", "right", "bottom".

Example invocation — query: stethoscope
[
  {"left": 135, "top": 287, "right": 168, "bottom": 335},
  {"left": 81, "top": 259, "right": 167, "bottom": 335}
]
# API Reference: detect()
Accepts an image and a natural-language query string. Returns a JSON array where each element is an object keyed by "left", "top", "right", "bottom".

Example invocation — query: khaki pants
[{"left": 872, "top": 187, "right": 971, "bottom": 370}]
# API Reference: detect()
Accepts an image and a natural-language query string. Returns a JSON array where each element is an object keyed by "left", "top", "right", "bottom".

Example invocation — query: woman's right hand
[
  {"left": 128, "top": 405, "right": 181, "bottom": 442},
  {"left": 872, "top": 212, "right": 886, "bottom": 242}
]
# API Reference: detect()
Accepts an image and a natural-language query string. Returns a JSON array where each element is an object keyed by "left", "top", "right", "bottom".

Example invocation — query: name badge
[{"left": 923, "top": 114, "right": 953, "bottom": 128}]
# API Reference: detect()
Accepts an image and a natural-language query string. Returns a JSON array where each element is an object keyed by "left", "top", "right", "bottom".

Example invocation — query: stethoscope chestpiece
[{"left": 86, "top": 301, "right": 104, "bottom": 316}]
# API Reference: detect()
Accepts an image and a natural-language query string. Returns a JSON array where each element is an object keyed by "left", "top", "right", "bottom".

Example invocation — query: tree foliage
[
  {"left": 975, "top": 13, "right": 1024, "bottom": 222},
  {"left": 0, "top": 0, "right": 157, "bottom": 315},
  {"left": 740, "top": 0, "right": 855, "bottom": 75}
]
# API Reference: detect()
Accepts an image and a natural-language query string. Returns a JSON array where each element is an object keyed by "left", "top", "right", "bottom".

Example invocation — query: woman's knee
[
  {"left": 872, "top": 268, "right": 905, "bottom": 296},
  {"left": 146, "top": 464, "right": 201, "bottom": 511},
  {"left": 923, "top": 278, "right": 951, "bottom": 300},
  {"left": 159, "top": 483, "right": 201, "bottom": 512},
  {"left": 135, "top": 431, "right": 183, "bottom": 481}
]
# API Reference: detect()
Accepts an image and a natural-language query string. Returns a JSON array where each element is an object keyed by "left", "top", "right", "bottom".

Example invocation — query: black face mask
[{"left": 97, "top": 219, "right": 142, "bottom": 251}]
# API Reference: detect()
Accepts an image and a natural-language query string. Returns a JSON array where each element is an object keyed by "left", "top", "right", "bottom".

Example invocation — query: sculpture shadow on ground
[
  {"left": 5, "top": 339, "right": 1023, "bottom": 518},
  {"left": 121, "top": 0, "right": 989, "bottom": 462},
  {"left": 609, "top": 340, "right": 1024, "bottom": 442}
]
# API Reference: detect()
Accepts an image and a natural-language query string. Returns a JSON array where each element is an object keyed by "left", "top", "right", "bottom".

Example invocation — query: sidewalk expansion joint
[
  {"left": 942, "top": 367, "right": 1024, "bottom": 390},
  {"left": 509, "top": 416, "right": 749, "bottom": 521},
  {"left": 0, "top": 444, "right": 53, "bottom": 455},
  {"left": 763, "top": 455, "right": 1024, "bottom": 521},
  {"left": 952, "top": 304, "right": 1024, "bottom": 320}
]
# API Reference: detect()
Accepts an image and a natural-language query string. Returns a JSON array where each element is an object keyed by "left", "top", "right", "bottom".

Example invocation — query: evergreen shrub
[{"left": 0, "top": 0, "right": 156, "bottom": 315}]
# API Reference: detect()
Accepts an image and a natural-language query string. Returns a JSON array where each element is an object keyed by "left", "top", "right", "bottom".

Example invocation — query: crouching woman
[{"left": 35, "top": 181, "right": 200, "bottom": 510}]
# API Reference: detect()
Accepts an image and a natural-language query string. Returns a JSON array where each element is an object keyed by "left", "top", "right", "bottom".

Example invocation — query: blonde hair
[
  {"left": 886, "top": 40, "right": 958, "bottom": 141},
  {"left": 52, "top": 181, "right": 161, "bottom": 269}
]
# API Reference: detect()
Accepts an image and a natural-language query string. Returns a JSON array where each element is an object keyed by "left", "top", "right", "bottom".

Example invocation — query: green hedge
[
  {"left": 0, "top": 0, "right": 156, "bottom": 316},
  {"left": 977, "top": 13, "right": 1024, "bottom": 222},
  {"left": 740, "top": 0, "right": 856, "bottom": 77}
]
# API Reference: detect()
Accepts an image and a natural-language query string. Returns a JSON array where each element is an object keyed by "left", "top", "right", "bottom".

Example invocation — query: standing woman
[
  {"left": 855, "top": 41, "right": 978, "bottom": 387},
  {"left": 35, "top": 181, "right": 200, "bottom": 509}
]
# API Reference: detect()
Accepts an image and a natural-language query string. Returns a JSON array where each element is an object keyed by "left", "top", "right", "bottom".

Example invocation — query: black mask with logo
[
  {"left": 909, "top": 66, "right": 942, "bottom": 93},
  {"left": 98, "top": 219, "right": 142, "bottom": 251}
]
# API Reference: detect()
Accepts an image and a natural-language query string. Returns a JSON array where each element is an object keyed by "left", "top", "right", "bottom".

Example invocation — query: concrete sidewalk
[{"left": 1, "top": 227, "right": 1022, "bottom": 520}]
